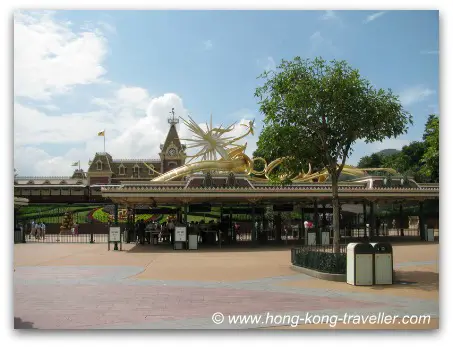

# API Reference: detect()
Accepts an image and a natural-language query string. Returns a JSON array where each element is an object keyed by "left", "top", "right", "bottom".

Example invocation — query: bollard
[
  {"left": 90, "top": 233, "right": 94, "bottom": 244},
  {"left": 114, "top": 242, "right": 118, "bottom": 251}
]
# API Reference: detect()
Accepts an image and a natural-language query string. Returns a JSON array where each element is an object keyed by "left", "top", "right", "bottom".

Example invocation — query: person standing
[
  {"left": 167, "top": 219, "right": 175, "bottom": 244},
  {"left": 138, "top": 220, "right": 146, "bottom": 245}
]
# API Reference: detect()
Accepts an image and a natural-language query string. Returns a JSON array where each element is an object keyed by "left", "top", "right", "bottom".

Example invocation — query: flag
[
  {"left": 71, "top": 161, "right": 79, "bottom": 166},
  {"left": 97, "top": 130, "right": 105, "bottom": 136}
]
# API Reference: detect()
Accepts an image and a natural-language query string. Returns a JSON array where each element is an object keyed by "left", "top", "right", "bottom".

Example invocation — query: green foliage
[
  {"left": 420, "top": 115, "right": 439, "bottom": 182},
  {"left": 357, "top": 153, "right": 384, "bottom": 168},
  {"left": 293, "top": 249, "right": 347, "bottom": 274},
  {"left": 356, "top": 114, "right": 439, "bottom": 183},
  {"left": 255, "top": 56, "right": 412, "bottom": 179}
]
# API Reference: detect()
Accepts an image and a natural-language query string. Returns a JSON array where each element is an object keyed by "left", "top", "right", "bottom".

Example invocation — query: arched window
[
  {"left": 96, "top": 160, "right": 102, "bottom": 171},
  {"left": 147, "top": 164, "right": 155, "bottom": 175}
]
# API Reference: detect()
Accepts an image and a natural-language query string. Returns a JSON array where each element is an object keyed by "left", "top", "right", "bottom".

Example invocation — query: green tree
[
  {"left": 357, "top": 153, "right": 383, "bottom": 169},
  {"left": 420, "top": 114, "right": 439, "bottom": 182},
  {"left": 255, "top": 57, "right": 412, "bottom": 252}
]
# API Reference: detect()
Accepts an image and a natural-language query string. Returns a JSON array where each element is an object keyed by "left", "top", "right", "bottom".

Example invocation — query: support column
[
  {"left": 314, "top": 199, "right": 319, "bottom": 244},
  {"left": 399, "top": 204, "right": 404, "bottom": 236},
  {"left": 251, "top": 205, "right": 257, "bottom": 244},
  {"left": 276, "top": 212, "right": 282, "bottom": 241},
  {"left": 363, "top": 202, "right": 368, "bottom": 238},
  {"left": 184, "top": 203, "right": 188, "bottom": 225},
  {"left": 299, "top": 206, "right": 304, "bottom": 241},
  {"left": 114, "top": 204, "right": 118, "bottom": 225},
  {"left": 113, "top": 203, "right": 119, "bottom": 250},
  {"left": 419, "top": 201, "right": 425, "bottom": 241},
  {"left": 369, "top": 201, "right": 375, "bottom": 240},
  {"left": 230, "top": 208, "right": 234, "bottom": 242}
]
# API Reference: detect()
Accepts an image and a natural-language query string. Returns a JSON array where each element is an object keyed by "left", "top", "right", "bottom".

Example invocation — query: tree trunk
[{"left": 332, "top": 176, "right": 341, "bottom": 253}]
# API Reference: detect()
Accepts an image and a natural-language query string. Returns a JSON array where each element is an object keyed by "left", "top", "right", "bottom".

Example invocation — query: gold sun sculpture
[{"left": 148, "top": 113, "right": 398, "bottom": 182}]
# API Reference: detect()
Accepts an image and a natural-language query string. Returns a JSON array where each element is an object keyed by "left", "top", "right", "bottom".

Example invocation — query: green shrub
[{"left": 292, "top": 249, "right": 346, "bottom": 274}]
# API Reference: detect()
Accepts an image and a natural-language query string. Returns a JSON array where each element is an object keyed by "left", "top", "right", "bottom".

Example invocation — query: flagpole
[
  {"left": 78, "top": 160, "right": 81, "bottom": 171},
  {"left": 104, "top": 132, "right": 106, "bottom": 153}
]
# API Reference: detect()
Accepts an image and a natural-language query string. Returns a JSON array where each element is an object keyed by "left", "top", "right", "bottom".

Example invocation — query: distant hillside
[{"left": 377, "top": 149, "right": 400, "bottom": 157}]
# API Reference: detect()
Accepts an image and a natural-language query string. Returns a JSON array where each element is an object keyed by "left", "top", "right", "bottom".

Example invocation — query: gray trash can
[
  {"left": 370, "top": 242, "right": 393, "bottom": 284},
  {"left": 425, "top": 226, "right": 435, "bottom": 242},
  {"left": 307, "top": 231, "right": 316, "bottom": 245},
  {"left": 347, "top": 243, "right": 374, "bottom": 286},
  {"left": 188, "top": 234, "right": 198, "bottom": 250}
]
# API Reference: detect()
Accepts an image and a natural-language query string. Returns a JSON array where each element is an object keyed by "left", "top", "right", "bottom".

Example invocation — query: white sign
[
  {"left": 174, "top": 226, "right": 187, "bottom": 242},
  {"left": 109, "top": 226, "right": 121, "bottom": 242}
]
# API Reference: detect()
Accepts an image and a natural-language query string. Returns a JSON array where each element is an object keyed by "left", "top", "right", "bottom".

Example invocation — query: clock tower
[{"left": 159, "top": 108, "right": 186, "bottom": 174}]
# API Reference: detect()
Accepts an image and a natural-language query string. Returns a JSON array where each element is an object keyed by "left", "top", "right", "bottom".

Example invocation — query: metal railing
[{"left": 25, "top": 233, "right": 109, "bottom": 243}]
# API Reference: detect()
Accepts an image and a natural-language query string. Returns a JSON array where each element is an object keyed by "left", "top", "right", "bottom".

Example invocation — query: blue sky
[{"left": 13, "top": 10, "right": 439, "bottom": 176}]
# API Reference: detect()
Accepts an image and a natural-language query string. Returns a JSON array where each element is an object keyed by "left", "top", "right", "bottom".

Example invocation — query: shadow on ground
[
  {"left": 366, "top": 270, "right": 439, "bottom": 293},
  {"left": 14, "top": 317, "right": 36, "bottom": 329},
  {"left": 125, "top": 242, "right": 301, "bottom": 253}
]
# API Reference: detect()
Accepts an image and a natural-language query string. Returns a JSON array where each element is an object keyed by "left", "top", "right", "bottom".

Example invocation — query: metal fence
[{"left": 25, "top": 233, "right": 109, "bottom": 243}]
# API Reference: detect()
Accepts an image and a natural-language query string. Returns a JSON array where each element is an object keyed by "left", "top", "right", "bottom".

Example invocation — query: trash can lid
[
  {"left": 347, "top": 242, "right": 375, "bottom": 253},
  {"left": 370, "top": 242, "right": 393, "bottom": 253}
]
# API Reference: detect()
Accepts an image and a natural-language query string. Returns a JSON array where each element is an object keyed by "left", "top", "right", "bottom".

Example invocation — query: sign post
[
  {"left": 174, "top": 226, "right": 187, "bottom": 250},
  {"left": 109, "top": 226, "right": 121, "bottom": 251}
]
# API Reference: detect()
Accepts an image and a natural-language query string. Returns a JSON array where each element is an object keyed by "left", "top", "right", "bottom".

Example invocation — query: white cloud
[
  {"left": 257, "top": 56, "right": 277, "bottom": 72},
  {"left": 420, "top": 50, "right": 439, "bottom": 55},
  {"left": 264, "top": 56, "right": 276, "bottom": 72},
  {"left": 203, "top": 40, "right": 213, "bottom": 50},
  {"left": 39, "top": 104, "right": 60, "bottom": 111},
  {"left": 98, "top": 21, "right": 116, "bottom": 34},
  {"left": 320, "top": 10, "right": 337, "bottom": 21},
  {"left": 363, "top": 11, "right": 386, "bottom": 24},
  {"left": 14, "top": 11, "right": 108, "bottom": 100},
  {"left": 13, "top": 12, "right": 259, "bottom": 177},
  {"left": 14, "top": 91, "right": 190, "bottom": 175},
  {"left": 309, "top": 31, "right": 337, "bottom": 56},
  {"left": 398, "top": 85, "right": 436, "bottom": 107}
]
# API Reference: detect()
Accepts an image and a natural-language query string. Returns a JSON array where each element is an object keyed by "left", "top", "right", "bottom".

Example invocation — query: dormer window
[
  {"left": 148, "top": 164, "right": 155, "bottom": 175},
  {"left": 43, "top": 180, "right": 51, "bottom": 184},
  {"left": 60, "top": 180, "right": 67, "bottom": 184},
  {"left": 119, "top": 164, "right": 125, "bottom": 176},
  {"left": 133, "top": 164, "right": 140, "bottom": 178},
  {"left": 27, "top": 180, "right": 34, "bottom": 185},
  {"left": 96, "top": 160, "right": 102, "bottom": 171}
]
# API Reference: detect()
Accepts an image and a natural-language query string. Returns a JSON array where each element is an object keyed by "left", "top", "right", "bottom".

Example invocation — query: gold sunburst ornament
[{"left": 180, "top": 114, "right": 254, "bottom": 163}]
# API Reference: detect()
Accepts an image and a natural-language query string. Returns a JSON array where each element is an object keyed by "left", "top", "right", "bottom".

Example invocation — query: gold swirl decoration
[{"left": 151, "top": 113, "right": 398, "bottom": 182}]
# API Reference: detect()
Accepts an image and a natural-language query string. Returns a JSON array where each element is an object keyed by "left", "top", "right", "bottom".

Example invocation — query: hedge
[{"left": 291, "top": 248, "right": 347, "bottom": 274}]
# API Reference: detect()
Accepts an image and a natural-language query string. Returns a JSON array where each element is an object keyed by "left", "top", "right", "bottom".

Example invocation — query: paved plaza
[{"left": 14, "top": 242, "right": 439, "bottom": 330}]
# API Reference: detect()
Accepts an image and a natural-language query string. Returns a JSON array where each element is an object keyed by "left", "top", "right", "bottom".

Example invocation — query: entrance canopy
[{"left": 101, "top": 174, "right": 439, "bottom": 207}]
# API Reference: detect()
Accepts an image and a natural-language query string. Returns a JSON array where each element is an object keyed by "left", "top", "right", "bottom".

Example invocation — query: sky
[{"left": 13, "top": 10, "right": 439, "bottom": 176}]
